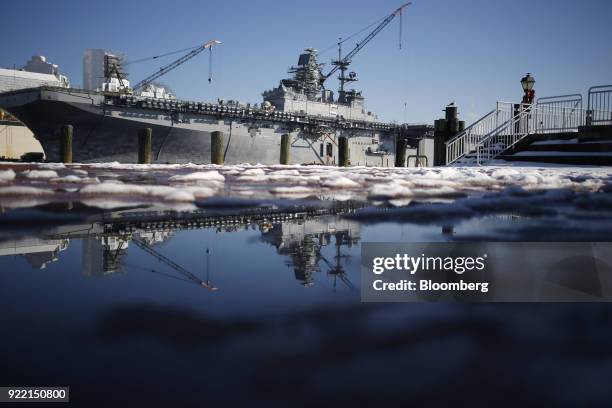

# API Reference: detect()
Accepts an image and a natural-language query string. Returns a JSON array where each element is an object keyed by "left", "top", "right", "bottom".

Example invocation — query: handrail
[
  {"left": 445, "top": 108, "right": 495, "bottom": 144},
  {"left": 587, "top": 84, "right": 612, "bottom": 125},
  {"left": 537, "top": 93, "right": 583, "bottom": 105},
  {"left": 475, "top": 103, "right": 593, "bottom": 165},
  {"left": 445, "top": 102, "right": 514, "bottom": 165},
  {"left": 447, "top": 102, "right": 593, "bottom": 166}
]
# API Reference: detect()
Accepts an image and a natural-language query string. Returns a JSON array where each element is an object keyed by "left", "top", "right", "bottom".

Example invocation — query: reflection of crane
[
  {"left": 132, "top": 39, "right": 222, "bottom": 92},
  {"left": 316, "top": 234, "right": 355, "bottom": 291},
  {"left": 320, "top": 2, "right": 411, "bottom": 100},
  {"left": 132, "top": 237, "right": 217, "bottom": 290}
]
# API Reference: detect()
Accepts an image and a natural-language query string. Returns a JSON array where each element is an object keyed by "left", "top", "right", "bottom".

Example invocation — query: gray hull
[{"left": 0, "top": 87, "right": 400, "bottom": 165}]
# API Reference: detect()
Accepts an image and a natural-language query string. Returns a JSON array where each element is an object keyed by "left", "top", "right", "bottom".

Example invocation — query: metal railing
[
  {"left": 446, "top": 84, "right": 612, "bottom": 166},
  {"left": 475, "top": 103, "right": 592, "bottom": 165},
  {"left": 445, "top": 102, "right": 514, "bottom": 165},
  {"left": 447, "top": 102, "right": 588, "bottom": 165},
  {"left": 587, "top": 85, "right": 612, "bottom": 125},
  {"left": 476, "top": 105, "right": 535, "bottom": 164},
  {"left": 535, "top": 94, "right": 583, "bottom": 132}
]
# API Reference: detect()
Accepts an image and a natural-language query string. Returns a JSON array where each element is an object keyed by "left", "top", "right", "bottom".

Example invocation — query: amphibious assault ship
[{"left": 0, "top": 3, "right": 432, "bottom": 166}]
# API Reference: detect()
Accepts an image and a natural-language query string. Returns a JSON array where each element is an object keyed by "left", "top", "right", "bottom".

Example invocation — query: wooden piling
[
  {"left": 338, "top": 136, "right": 349, "bottom": 167},
  {"left": 280, "top": 134, "right": 290, "bottom": 164},
  {"left": 138, "top": 128, "right": 152, "bottom": 164},
  {"left": 211, "top": 131, "right": 224, "bottom": 165},
  {"left": 433, "top": 119, "right": 447, "bottom": 166},
  {"left": 60, "top": 125, "right": 73, "bottom": 163},
  {"left": 395, "top": 138, "right": 407, "bottom": 167}
]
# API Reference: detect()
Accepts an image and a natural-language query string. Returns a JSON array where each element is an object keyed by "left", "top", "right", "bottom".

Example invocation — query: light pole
[{"left": 521, "top": 73, "right": 536, "bottom": 104}]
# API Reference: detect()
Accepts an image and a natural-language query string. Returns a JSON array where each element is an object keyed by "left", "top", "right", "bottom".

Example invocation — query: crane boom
[
  {"left": 321, "top": 2, "right": 411, "bottom": 86},
  {"left": 132, "top": 237, "right": 217, "bottom": 290},
  {"left": 132, "top": 39, "right": 221, "bottom": 92}
]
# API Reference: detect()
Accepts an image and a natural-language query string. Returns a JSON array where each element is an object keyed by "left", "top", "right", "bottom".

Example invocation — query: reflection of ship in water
[
  {"left": 0, "top": 237, "right": 69, "bottom": 269},
  {"left": 260, "top": 216, "right": 359, "bottom": 288},
  {"left": 0, "top": 201, "right": 363, "bottom": 287},
  {"left": 82, "top": 230, "right": 176, "bottom": 276}
]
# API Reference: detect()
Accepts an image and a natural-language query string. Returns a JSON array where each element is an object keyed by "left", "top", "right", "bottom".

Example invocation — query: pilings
[
  {"left": 433, "top": 119, "right": 446, "bottom": 166},
  {"left": 138, "top": 128, "right": 152, "bottom": 164},
  {"left": 211, "top": 131, "right": 224, "bottom": 165},
  {"left": 433, "top": 104, "right": 463, "bottom": 166},
  {"left": 338, "top": 136, "right": 349, "bottom": 167},
  {"left": 280, "top": 134, "right": 291, "bottom": 165},
  {"left": 60, "top": 125, "right": 73, "bottom": 164},
  {"left": 395, "top": 137, "right": 407, "bottom": 167}
]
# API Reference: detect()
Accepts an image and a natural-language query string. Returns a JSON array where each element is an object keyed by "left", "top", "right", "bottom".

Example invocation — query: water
[{"left": 1, "top": 162, "right": 612, "bottom": 405}]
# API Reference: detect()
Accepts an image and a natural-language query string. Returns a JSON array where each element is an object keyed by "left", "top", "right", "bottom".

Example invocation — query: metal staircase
[{"left": 445, "top": 95, "right": 592, "bottom": 166}]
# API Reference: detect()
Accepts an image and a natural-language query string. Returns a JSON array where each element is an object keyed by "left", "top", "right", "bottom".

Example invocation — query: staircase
[
  {"left": 446, "top": 102, "right": 541, "bottom": 166},
  {"left": 498, "top": 127, "right": 612, "bottom": 165},
  {"left": 445, "top": 86, "right": 612, "bottom": 166}
]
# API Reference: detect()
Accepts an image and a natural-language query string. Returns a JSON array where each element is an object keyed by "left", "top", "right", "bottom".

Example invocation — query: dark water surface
[{"left": 1, "top": 191, "right": 612, "bottom": 405}]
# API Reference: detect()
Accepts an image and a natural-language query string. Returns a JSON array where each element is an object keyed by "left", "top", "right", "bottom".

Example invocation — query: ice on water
[{"left": 0, "top": 163, "right": 610, "bottom": 223}]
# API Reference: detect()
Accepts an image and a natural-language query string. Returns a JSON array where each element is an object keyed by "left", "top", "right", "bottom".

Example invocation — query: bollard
[
  {"left": 585, "top": 110, "right": 593, "bottom": 127},
  {"left": 445, "top": 105, "right": 458, "bottom": 135},
  {"left": 433, "top": 119, "right": 447, "bottom": 166},
  {"left": 280, "top": 134, "right": 291, "bottom": 164},
  {"left": 395, "top": 138, "right": 407, "bottom": 167},
  {"left": 138, "top": 128, "right": 152, "bottom": 164},
  {"left": 211, "top": 131, "right": 224, "bottom": 165},
  {"left": 60, "top": 125, "right": 73, "bottom": 163},
  {"left": 338, "top": 136, "right": 349, "bottom": 167}
]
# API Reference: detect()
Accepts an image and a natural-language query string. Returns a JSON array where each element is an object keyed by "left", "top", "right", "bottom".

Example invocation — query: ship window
[
  {"left": 319, "top": 143, "right": 324, "bottom": 157},
  {"left": 326, "top": 143, "right": 333, "bottom": 157}
]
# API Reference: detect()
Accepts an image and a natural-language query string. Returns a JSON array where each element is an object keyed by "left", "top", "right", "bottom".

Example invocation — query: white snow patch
[
  {"left": 80, "top": 182, "right": 197, "bottom": 202},
  {"left": 168, "top": 171, "right": 225, "bottom": 182},
  {"left": 0, "top": 186, "right": 54, "bottom": 195},
  {"left": 369, "top": 182, "right": 413, "bottom": 198},
  {"left": 37, "top": 163, "right": 65, "bottom": 170},
  {"left": 0, "top": 169, "right": 16, "bottom": 181},
  {"left": 51, "top": 175, "right": 100, "bottom": 184},
  {"left": 241, "top": 168, "right": 266, "bottom": 176},
  {"left": 321, "top": 176, "right": 359, "bottom": 188},
  {"left": 22, "top": 170, "right": 59, "bottom": 179}
]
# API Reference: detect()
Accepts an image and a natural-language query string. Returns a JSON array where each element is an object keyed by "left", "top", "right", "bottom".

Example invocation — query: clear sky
[{"left": 1, "top": 0, "right": 610, "bottom": 123}]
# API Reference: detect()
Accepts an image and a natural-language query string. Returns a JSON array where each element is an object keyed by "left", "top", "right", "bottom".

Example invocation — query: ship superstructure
[{"left": 263, "top": 48, "right": 376, "bottom": 122}]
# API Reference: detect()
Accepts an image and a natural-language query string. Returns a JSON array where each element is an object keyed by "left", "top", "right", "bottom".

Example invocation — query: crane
[
  {"left": 132, "top": 237, "right": 217, "bottom": 290},
  {"left": 132, "top": 39, "right": 222, "bottom": 93},
  {"left": 320, "top": 2, "right": 411, "bottom": 101}
]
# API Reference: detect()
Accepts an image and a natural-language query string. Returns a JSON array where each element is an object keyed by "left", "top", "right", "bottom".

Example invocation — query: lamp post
[{"left": 521, "top": 73, "right": 535, "bottom": 104}]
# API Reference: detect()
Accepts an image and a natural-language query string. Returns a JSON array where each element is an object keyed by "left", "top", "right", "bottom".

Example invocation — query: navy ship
[{"left": 0, "top": 3, "right": 432, "bottom": 165}]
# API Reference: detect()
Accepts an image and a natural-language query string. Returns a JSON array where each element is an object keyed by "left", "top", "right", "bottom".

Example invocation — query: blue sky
[{"left": 1, "top": 0, "right": 611, "bottom": 123}]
